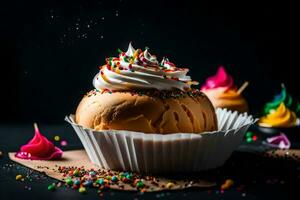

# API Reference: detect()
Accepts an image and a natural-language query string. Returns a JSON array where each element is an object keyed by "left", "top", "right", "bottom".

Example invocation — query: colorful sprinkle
[
  {"left": 47, "top": 183, "right": 56, "bottom": 191},
  {"left": 60, "top": 140, "right": 68, "bottom": 146},
  {"left": 126, "top": 174, "right": 132, "bottom": 180},
  {"left": 221, "top": 179, "right": 234, "bottom": 190},
  {"left": 111, "top": 176, "right": 118, "bottom": 182},
  {"left": 83, "top": 180, "right": 93, "bottom": 187},
  {"left": 97, "top": 178, "right": 105, "bottom": 185},
  {"left": 136, "top": 180, "right": 144, "bottom": 188},
  {"left": 252, "top": 135, "right": 258, "bottom": 141},
  {"left": 89, "top": 171, "right": 96, "bottom": 177},
  {"left": 74, "top": 179, "right": 81, "bottom": 185},
  {"left": 117, "top": 48, "right": 123, "bottom": 54},
  {"left": 79, "top": 187, "right": 87, "bottom": 194},
  {"left": 166, "top": 182, "right": 175, "bottom": 189},
  {"left": 73, "top": 169, "right": 79, "bottom": 176},
  {"left": 245, "top": 131, "right": 258, "bottom": 143},
  {"left": 15, "top": 174, "right": 23, "bottom": 181},
  {"left": 54, "top": 136, "right": 60, "bottom": 141},
  {"left": 246, "top": 131, "right": 253, "bottom": 138},
  {"left": 65, "top": 178, "right": 73, "bottom": 186}
]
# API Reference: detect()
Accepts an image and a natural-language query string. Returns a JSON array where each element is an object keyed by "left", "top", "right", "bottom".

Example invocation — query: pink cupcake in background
[{"left": 201, "top": 66, "right": 249, "bottom": 113}]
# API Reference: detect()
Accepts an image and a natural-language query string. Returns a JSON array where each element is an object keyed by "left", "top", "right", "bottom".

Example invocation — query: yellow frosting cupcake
[{"left": 259, "top": 103, "right": 298, "bottom": 128}]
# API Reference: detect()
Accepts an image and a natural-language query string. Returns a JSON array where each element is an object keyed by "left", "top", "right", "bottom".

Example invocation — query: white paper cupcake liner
[{"left": 65, "top": 108, "right": 255, "bottom": 173}]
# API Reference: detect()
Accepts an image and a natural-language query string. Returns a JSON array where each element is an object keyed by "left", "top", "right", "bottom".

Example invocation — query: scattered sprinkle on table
[
  {"left": 48, "top": 183, "right": 56, "bottom": 191},
  {"left": 16, "top": 174, "right": 23, "bottom": 181},
  {"left": 79, "top": 187, "right": 87, "bottom": 194},
  {"left": 221, "top": 179, "right": 234, "bottom": 190}
]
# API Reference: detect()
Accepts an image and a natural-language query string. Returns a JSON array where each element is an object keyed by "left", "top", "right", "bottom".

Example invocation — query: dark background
[{"left": 0, "top": 1, "right": 298, "bottom": 124}]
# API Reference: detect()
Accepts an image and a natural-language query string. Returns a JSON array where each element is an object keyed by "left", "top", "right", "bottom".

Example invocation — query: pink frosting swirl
[
  {"left": 15, "top": 123, "right": 63, "bottom": 160},
  {"left": 201, "top": 66, "right": 234, "bottom": 90}
]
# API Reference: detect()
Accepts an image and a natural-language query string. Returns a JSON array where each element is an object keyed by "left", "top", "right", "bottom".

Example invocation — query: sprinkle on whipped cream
[{"left": 93, "top": 43, "right": 198, "bottom": 92}]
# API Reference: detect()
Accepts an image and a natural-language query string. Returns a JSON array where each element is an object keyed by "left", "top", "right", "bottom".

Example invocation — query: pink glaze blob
[
  {"left": 15, "top": 123, "right": 63, "bottom": 160},
  {"left": 201, "top": 66, "right": 235, "bottom": 90}
]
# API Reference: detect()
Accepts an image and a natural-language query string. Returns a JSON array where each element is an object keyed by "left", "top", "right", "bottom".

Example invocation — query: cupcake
[
  {"left": 257, "top": 85, "right": 300, "bottom": 144},
  {"left": 201, "top": 66, "right": 249, "bottom": 113},
  {"left": 262, "top": 84, "right": 300, "bottom": 117},
  {"left": 76, "top": 43, "right": 217, "bottom": 133},
  {"left": 67, "top": 43, "right": 255, "bottom": 173}
]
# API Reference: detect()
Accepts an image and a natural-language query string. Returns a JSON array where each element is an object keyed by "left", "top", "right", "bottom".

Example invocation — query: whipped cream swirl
[{"left": 93, "top": 43, "right": 198, "bottom": 91}]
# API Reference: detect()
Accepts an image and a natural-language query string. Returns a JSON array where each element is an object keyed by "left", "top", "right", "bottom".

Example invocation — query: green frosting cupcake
[{"left": 263, "top": 84, "right": 300, "bottom": 117}]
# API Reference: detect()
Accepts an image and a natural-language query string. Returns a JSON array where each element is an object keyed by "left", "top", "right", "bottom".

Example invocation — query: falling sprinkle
[
  {"left": 61, "top": 140, "right": 68, "bottom": 146},
  {"left": 54, "top": 136, "right": 60, "bottom": 141}
]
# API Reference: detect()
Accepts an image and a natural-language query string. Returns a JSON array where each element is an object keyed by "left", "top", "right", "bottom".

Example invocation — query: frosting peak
[
  {"left": 125, "top": 42, "right": 135, "bottom": 57},
  {"left": 201, "top": 66, "right": 234, "bottom": 90},
  {"left": 93, "top": 43, "right": 198, "bottom": 92},
  {"left": 259, "top": 103, "right": 298, "bottom": 128},
  {"left": 263, "top": 84, "right": 300, "bottom": 117},
  {"left": 15, "top": 123, "right": 63, "bottom": 160}
]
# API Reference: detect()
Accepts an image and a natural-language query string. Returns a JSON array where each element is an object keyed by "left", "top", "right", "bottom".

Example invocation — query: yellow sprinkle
[
  {"left": 54, "top": 136, "right": 60, "bottom": 141},
  {"left": 221, "top": 179, "right": 234, "bottom": 190},
  {"left": 16, "top": 174, "right": 23, "bottom": 181},
  {"left": 114, "top": 68, "right": 121, "bottom": 74},
  {"left": 133, "top": 50, "right": 139, "bottom": 59},
  {"left": 79, "top": 187, "right": 87, "bottom": 193},
  {"left": 166, "top": 182, "right": 175, "bottom": 189}
]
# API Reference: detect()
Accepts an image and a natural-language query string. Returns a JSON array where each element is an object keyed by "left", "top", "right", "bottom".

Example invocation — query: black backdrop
[{"left": 0, "top": 1, "right": 298, "bottom": 124}]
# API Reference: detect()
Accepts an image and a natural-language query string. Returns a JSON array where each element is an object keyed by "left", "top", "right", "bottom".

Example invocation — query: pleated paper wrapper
[{"left": 66, "top": 108, "right": 255, "bottom": 174}]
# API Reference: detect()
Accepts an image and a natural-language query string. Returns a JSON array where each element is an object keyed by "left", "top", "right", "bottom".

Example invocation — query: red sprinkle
[{"left": 252, "top": 135, "right": 258, "bottom": 141}]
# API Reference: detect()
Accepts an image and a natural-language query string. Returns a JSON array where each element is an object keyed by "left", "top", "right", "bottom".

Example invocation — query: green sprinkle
[
  {"left": 136, "top": 181, "right": 144, "bottom": 188},
  {"left": 123, "top": 57, "right": 129, "bottom": 62},
  {"left": 246, "top": 137, "right": 252, "bottom": 143},
  {"left": 97, "top": 178, "right": 105, "bottom": 185},
  {"left": 246, "top": 132, "right": 253, "bottom": 138},
  {"left": 117, "top": 48, "right": 123, "bottom": 54},
  {"left": 112, "top": 176, "right": 118, "bottom": 182},
  {"left": 73, "top": 169, "right": 79, "bottom": 177},
  {"left": 66, "top": 178, "right": 73, "bottom": 186},
  {"left": 47, "top": 184, "right": 56, "bottom": 191},
  {"left": 126, "top": 174, "right": 132, "bottom": 180}
]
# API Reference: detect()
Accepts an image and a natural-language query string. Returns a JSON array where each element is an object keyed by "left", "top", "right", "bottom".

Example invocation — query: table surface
[{"left": 0, "top": 124, "right": 299, "bottom": 200}]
